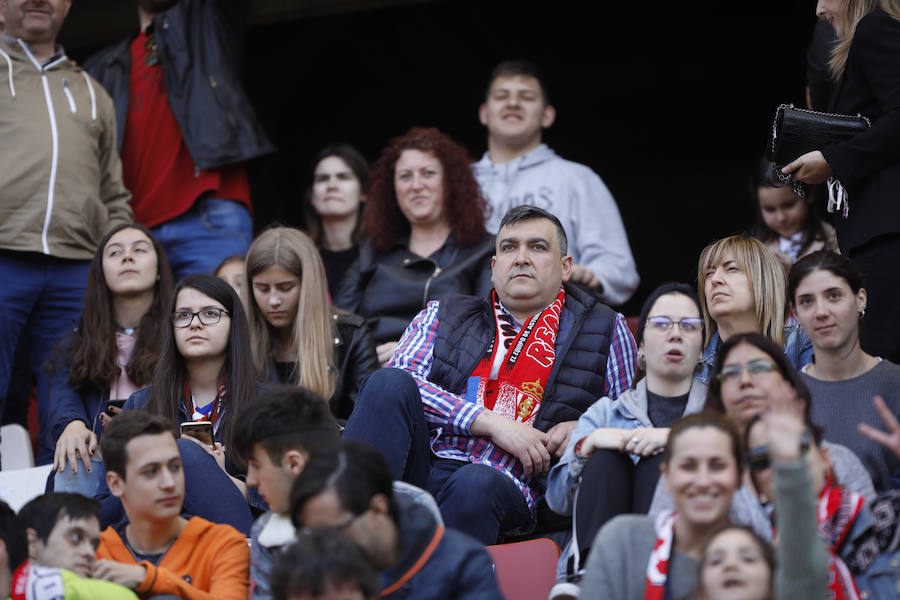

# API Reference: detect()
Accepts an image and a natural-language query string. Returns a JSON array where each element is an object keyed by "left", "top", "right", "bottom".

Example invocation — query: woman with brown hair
[
  {"left": 244, "top": 226, "right": 378, "bottom": 419},
  {"left": 302, "top": 143, "right": 369, "bottom": 299},
  {"left": 335, "top": 127, "right": 494, "bottom": 365},
  {"left": 48, "top": 223, "right": 174, "bottom": 495}
]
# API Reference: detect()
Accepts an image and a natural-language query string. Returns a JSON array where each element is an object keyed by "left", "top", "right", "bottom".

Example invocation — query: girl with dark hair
[
  {"left": 302, "top": 144, "right": 370, "bottom": 299},
  {"left": 94, "top": 274, "right": 264, "bottom": 534},
  {"left": 788, "top": 250, "right": 900, "bottom": 491},
  {"left": 547, "top": 283, "right": 707, "bottom": 596},
  {"left": 750, "top": 157, "right": 838, "bottom": 272},
  {"left": 48, "top": 223, "right": 174, "bottom": 496},
  {"left": 335, "top": 127, "right": 494, "bottom": 365},
  {"left": 651, "top": 332, "right": 875, "bottom": 543},
  {"left": 244, "top": 227, "right": 378, "bottom": 420},
  {"left": 580, "top": 412, "right": 743, "bottom": 599}
]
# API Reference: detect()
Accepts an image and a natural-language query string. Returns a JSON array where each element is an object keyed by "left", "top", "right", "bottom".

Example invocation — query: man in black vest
[{"left": 343, "top": 206, "right": 637, "bottom": 544}]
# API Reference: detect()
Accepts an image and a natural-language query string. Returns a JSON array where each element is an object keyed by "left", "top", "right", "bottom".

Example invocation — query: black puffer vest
[{"left": 430, "top": 284, "right": 618, "bottom": 432}]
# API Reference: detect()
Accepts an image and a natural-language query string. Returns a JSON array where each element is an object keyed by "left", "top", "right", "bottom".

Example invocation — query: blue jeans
[
  {"left": 0, "top": 252, "right": 91, "bottom": 464},
  {"left": 52, "top": 457, "right": 105, "bottom": 497},
  {"left": 151, "top": 197, "right": 253, "bottom": 281},
  {"left": 343, "top": 368, "right": 531, "bottom": 544}
]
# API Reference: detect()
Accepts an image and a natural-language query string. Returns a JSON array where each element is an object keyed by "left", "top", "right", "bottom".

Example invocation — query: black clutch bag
[{"left": 767, "top": 104, "right": 870, "bottom": 165}]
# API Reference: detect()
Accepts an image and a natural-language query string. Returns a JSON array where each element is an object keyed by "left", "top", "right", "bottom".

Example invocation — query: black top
[
  {"left": 320, "top": 246, "right": 359, "bottom": 300},
  {"left": 646, "top": 390, "right": 690, "bottom": 428},
  {"left": 821, "top": 9, "right": 900, "bottom": 251}
]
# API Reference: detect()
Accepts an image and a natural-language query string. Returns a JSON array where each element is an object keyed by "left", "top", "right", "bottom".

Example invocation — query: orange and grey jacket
[{"left": 0, "top": 36, "right": 132, "bottom": 260}]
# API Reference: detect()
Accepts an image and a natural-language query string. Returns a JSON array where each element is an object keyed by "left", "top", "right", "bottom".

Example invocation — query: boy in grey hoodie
[{"left": 474, "top": 60, "right": 639, "bottom": 306}]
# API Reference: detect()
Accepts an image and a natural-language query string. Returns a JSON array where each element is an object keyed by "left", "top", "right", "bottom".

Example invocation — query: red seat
[{"left": 487, "top": 538, "right": 560, "bottom": 600}]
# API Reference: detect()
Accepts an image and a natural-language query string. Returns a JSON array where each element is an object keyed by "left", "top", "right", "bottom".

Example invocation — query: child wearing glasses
[
  {"left": 744, "top": 390, "right": 900, "bottom": 600},
  {"left": 546, "top": 283, "right": 708, "bottom": 599},
  {"left": 91, "top": 275, "right": 266, "bottom": 536}
]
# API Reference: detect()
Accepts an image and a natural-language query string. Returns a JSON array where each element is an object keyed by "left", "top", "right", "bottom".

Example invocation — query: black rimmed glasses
[
  {"left": 645, "top": 316, "right": 704, "bottom": 333},
  {"left": 746, "top": 431, "right": 811, "bottom": 472},
  {"left": 171, "top": 308, "right": 230, "bottom": 328},
  {"left": 717, "top": 359, "right": 780, "bottom": 385}
]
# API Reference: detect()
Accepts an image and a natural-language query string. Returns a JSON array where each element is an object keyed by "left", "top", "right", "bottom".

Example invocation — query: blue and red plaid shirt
[{"left": 388, "top": 299, "right": 637, "bottom": 514}]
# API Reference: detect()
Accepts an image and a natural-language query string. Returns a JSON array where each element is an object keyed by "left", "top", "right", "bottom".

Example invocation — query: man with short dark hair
[
  {"left": 271, "top": 532, "right": 378, "bottom": 600},
  {"left": 473, "top": 60, "right": 639, "bottom": 306},
  {"left": 1, "top": 497, "right": 134, "bottom": 598},
  {"left": 232, "top": 385, "right": 341, "bottom": 600},
  {"left": 85, "top": 0, "right": 274, "bottom": 279},
  {"left": 0, "top": 0, "right": 133, "bottom": 461},
  {"left": 94, "top": 409, "right": 250, "bottom": 599},
  {"left": 291, "top": 442, "right": 503, "bottom": 600},
  {"left": 19, "top": 493, "right": 102, "bottom": 578},
  {"left": 344, "top": 206, "right": 636, "bottom": 543}
]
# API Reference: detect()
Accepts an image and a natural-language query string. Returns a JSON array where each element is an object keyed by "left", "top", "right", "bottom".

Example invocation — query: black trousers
[
  {"left": 572, "top": 449, "right": 663, "bottom": 573},
  {"left": 849, "top": 233, "right": 900, "bottom": 363}
]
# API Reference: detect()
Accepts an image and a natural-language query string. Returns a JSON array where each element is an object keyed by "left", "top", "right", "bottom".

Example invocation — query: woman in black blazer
[{"left": 784, "top": 0, "right": 900, "bottom": 363}]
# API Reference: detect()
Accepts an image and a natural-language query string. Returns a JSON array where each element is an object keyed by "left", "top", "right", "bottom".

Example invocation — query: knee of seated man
[
  {"left": 444, "top": 464, "right": 513, "bottom": 506},
  {"left": 358, "top": 368, "right": 421, "bottom": 407}
]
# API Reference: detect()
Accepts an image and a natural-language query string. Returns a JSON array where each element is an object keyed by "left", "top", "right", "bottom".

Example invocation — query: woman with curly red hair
[{"left": 335, "top": 127, "right": 494, "bottom": 365}]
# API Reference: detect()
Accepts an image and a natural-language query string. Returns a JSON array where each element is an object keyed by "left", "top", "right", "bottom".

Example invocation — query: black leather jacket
[
  {"left": 334, "top": 234, "right": 495, "bottom": 345},
  {"left": 268, "top": 311, "right": 379, "bottom": 420},
  {"left": 83, "top": 0, "right": 274, "bottom": 170}
]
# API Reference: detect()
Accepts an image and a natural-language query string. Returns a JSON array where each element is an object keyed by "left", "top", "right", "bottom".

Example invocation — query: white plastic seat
[
  {"left": 1, "top": 423, "right": 35, "bottom": 470},
  {"left": 0, "top": 464, "right": 53, "bottom": 511}
]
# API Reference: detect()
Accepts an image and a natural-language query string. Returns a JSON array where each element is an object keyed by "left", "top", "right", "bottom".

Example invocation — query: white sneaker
[{"left": 548, "top": 581, "right": 581, "bottom": 600}]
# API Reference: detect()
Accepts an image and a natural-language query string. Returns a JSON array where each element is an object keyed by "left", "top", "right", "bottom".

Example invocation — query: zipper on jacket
[
  {"left": 39, "top": 73, "right": 60, "bottom": 255},
  {"left": 17, "top": 40, "right": 64, "bottom": 255},
  {"left": 421, "top": 264, "right": 442, "bottom": 308},
  {"left": 61, "top": 77, "right": 77, "bottom": 113}
]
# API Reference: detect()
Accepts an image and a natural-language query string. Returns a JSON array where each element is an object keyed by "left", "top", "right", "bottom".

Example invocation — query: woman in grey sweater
[{"left": 580, "top": 412, "right": 744, "bottom": 600}]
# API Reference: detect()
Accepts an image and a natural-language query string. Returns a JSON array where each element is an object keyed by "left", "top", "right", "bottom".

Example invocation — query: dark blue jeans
[
  {"left": 0, "top": 252, "right": 91, "bottom": 464},
  {"left": 151, "top": 197, "right": 253, "bottom": 280},
  {"left": 343, "top": 368, "right": 531, "bottom": 544}
]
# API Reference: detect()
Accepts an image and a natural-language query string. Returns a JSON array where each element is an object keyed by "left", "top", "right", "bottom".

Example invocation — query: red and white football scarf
[
  {"left": 183, "top": 380, "right": 226, "bottom": 430},
  {"left": 467, "top": 287, "right": 564, "bottom": 424},
  {"left": 817, "top": 475, "right": 864, "bottom": 600},
  {"left": 644, "top": 510, "right": 677, "bottom": 600}
]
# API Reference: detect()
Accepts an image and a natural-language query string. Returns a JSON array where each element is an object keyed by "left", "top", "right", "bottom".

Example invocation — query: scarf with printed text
[{"left": 466, "top": 287, "right": 565, "bottom": 424}]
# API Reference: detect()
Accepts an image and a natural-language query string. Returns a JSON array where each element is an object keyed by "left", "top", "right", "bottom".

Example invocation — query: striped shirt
[{"left": 389, "top": 299, "right": 637, "bottom": 514}]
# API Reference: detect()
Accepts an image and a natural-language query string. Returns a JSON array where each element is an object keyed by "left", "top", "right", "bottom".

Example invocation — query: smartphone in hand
[
  {"left": 180, "top": 421, "right": 214, "bottom": 448},
  {"left": 106, "top": 398, "right": 126, "bottom": 416}
]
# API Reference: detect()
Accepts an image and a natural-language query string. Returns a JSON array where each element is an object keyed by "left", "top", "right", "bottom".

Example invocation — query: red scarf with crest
[
  {"left": 466, "top": 287, "right": 564, "bottom": 424},
  {"left": 816, "top": 474, "right": 864, "bottom": 600},
  {"left": 644, "top": 510, "right": 677, "bottom": 600}
]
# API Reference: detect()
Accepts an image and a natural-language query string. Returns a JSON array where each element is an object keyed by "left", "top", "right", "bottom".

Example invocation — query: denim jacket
[
  {"left": 545, "top": 377, "right": 708, "bottom": 517},
  {"left": 696, "top": 321, "right": 814, "bottom": 385}
]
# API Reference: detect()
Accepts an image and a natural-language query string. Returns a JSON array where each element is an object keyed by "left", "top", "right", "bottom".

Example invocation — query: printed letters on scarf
[{"left": 466, "top": 287, "right": 564, "bottom": 424}]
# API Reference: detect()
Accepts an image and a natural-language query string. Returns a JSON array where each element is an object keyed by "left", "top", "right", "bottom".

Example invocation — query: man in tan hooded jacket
[{"left": 0, "top": 0, "right": 132, "bottom": 461}]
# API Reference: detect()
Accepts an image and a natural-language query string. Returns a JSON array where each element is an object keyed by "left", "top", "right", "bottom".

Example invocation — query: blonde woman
[
  {"left": 696, "top": 235, "right": 812, "bottom": 383},
  {"left": 244, "top": 227, "right": 378, "bottom": 419},
  {"left": 783, "top": 0, "right": 900, "bottom": 364}
]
